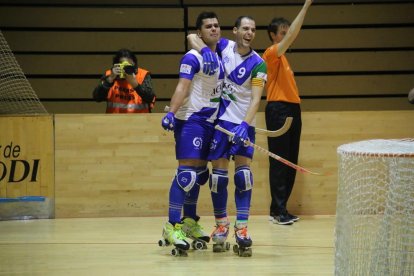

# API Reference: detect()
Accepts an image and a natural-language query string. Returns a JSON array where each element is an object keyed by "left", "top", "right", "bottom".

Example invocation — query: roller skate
[
  {"left": 233, "top": 222, "right": 252, "bottom": 257},
  {"left": 181, "top": 216, "right": 210, "bottom": 250},
  {"left": 211, "top": 217, "right": 231, "bottom": 253},
  {"left": 158, "top": 221, "right": 190, "bottom": 257}
]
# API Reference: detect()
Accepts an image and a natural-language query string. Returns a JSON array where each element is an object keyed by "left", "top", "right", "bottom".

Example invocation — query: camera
[{"left": 117, "top": 61, "right": 136, "bottom": 78}]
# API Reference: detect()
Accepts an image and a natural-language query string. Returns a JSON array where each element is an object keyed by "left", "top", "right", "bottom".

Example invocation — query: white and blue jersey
[
  {"left": 175, "top": 49, "right": 224, "bottom": 123},
  {"left": 174, "top": 49, "right": 224, "bottom": 160},
  {"left": 216, "top": 38, "right": 266, "bottom": 127},
  {"left": 209, "top": 38, "right": 267, "bottom": 160}
]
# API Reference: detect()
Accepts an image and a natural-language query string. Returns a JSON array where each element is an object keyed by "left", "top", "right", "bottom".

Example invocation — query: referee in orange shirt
[{"left": 263, "top": 0, "right": 312, "bottom": 225}]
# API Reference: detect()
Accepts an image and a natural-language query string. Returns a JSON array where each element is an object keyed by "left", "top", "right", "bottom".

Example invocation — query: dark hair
[
  {"left": 267, "top": 17, "right": 291, "bottom": 42},
  {"left": 196, "top": 11, "right": 219, "bottom": 30},
  {"left": 234, "top": 15, "right": 255, "bottom": 28},
  {"left": 112, "top": 48, "right": 138, "bottom": 68}
]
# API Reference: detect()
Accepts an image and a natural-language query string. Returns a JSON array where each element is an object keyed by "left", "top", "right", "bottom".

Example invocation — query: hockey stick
[
  {"left": 215, "top": 125, "right": 324, "bottom": 176},
  {"left": 255, "top": 117, "right": 293, "bottom": 137},
  {"left": 164, "top": 105, "right": 291, "bottom": 138}
]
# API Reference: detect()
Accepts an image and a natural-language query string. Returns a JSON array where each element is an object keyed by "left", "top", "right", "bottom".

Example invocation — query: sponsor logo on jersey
[
  {"left": 180, "top": 64, "right": 192, "bottom": 74},
  {"left": 193, "top": 137, "right": 203, "bottom": 149}
]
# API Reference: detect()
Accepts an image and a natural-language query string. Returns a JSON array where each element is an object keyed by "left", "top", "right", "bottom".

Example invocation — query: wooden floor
[{"left": 0, "top": 215, "right": 335, "bottom": 275}]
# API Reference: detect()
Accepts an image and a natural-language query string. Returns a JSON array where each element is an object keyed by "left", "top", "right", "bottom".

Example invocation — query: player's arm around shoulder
[{"left": 187, "top": 34, "right": 206, "bottom": 52}]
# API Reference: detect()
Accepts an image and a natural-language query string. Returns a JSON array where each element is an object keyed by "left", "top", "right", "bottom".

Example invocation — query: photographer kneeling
[{"left": 93, "top": 48, "right": 156, "bottom": 113}]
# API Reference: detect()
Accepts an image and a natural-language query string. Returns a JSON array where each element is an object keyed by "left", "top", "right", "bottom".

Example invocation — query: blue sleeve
[{"left": 178, "top": 53, "right": 200, "bottom": 80}]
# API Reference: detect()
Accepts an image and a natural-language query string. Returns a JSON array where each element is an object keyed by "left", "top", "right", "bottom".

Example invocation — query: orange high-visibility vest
[{"left": 105, "top": 68, "right": 153, "bottom": 113}]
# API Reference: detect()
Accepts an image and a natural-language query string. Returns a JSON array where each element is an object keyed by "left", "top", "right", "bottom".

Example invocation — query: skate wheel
[
  {"left": 213, "top": 243, "right": 223, "bottom": 253},
  {"left": 158, "top": 239, "right": 169, "bottom": 247},
  {"left": 239, "top": 247, "right": 252, "bottom": 257},
  {"left": 232, "top": 244, "right": 239, "bottom": 254},
  {"left": 171, "top": 248, "right": 179, "bottom": 256},
  {"left": 171, "top": 248, "right": 188, "bottom": 257},
  {"left": 192, "top": 240, "right": 204, "bottom": 250}
]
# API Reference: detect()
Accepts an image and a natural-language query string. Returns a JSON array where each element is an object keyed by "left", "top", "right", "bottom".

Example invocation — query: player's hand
[
  {"left": 229, "top": 143, "right": 242, "bottom": 156},
  {"left": 200, "top": 47, "right": 218, "bottom": 76},
  {"left": 161, "top": 112, "right": 175, "bottom": 131},
  {"left": 230, "top": 121, "right": 249, "bottom": 146}
]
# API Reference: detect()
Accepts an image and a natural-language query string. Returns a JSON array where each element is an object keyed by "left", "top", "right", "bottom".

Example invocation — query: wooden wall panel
[
  {"left": 298, "top": 98, "right": 414, "bottom": 111},
  {"left": 42, "top": 97, "right": 414, "bottom": 115},
  {"left": 15, "top": 51, "right": 414, "bottom": 74},
  {"left": 0, "top": 2, "right": 413, "bottom": 114},
  {"left": 1, "top": 0, "right": 409, "bottom": 5},
  {"left": 188, "top": 3, "right": 414, "bottom": 27},
  {"left": 0, "top": 0, "right": 181, "bottom": 5},
  {"left": 184, "top": 0, "right": 413, "bottom": 5},
  {"left": 295, "top": 75, "right": 414, "bottom": 96},
  {"left": 30, "top": 79, "right": 177, "bottom": 99},
  {"left": 220, "top": 28, "right": 414, "bottom": 50},
  {"left": 286, "top": 51, "right": 414, "bottom": 72},
  {"left": 29, "top": 75, "right": 413, "bottom": 101},
  {"left": 0, "top": 7, "right": 184, "bottom": 28},
  {"left": 3, "top": 31, "right": 185, "bottom": 52},
  {"left": 54, "top": 111, "right": 414, "bottom": 218},
  {"left": 42, "top": 102, "right": 108, "bottom": 114},
  {"left": 15, "top": 54, "right": 181, "bottom": 75}
]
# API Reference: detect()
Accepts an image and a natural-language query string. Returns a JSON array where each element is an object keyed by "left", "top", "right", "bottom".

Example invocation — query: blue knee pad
[
  {"left": 196, "top": 166, "right": 209, "bottom": 186},
  {"left": 175, "top": 166, "right": 197, "bottom": 193},
  {"left": 234, "top": 166, "right": 253, "bottom": 192},
  {"left": 209, "top": 169, "right": 229, "bottom": 193}
]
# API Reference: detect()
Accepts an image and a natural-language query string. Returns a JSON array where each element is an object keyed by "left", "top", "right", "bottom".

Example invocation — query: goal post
[
  {"left": 335, "top": 139, "right": 414, "bottom": 275},
  {"left": 0, "top": 30, "right": 47, "bottom": 114}
]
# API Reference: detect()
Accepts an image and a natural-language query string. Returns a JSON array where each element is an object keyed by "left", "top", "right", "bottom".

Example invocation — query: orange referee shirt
[{"left": 263, "top": 44, "right": 301, "bottom": 104}]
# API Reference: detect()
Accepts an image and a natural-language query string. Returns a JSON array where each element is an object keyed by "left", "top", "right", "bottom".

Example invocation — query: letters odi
[{"left": 0, "top": 159, "right": 40, "bottom": 183}]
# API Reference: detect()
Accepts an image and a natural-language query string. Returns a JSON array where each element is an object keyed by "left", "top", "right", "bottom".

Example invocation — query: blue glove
[
  {"left": 229, "top": 143, "right": 242, "bottom": 156},
  {"left": 161, "top": 112, "right": 175, "bottom": 131},
  {"left": 200, "top": 47, "right": 218, "bottom": 76},
  {"left": 231, "top": 121, "right": 249, "bottom": 146}
]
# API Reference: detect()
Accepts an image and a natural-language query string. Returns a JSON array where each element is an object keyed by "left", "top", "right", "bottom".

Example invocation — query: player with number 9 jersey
[{"left": 216, "top": 38, "right": 266, "bottom": 127}]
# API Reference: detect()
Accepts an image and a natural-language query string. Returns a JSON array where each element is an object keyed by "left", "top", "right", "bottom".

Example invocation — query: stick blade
[{"left": 256, "top": 117, "right": 293, "bottom": 137}]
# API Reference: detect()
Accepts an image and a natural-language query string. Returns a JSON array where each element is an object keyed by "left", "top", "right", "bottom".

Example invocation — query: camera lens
[{"left": 124, "top": 65, "right": 135, "bottom": 75}]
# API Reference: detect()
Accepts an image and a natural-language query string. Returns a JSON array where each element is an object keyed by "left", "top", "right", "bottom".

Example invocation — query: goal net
[
  {"left": 335, "top": 139, "right": 414, "bottom": 276},
  {"left": 0, "top": 30, "right": 47, "bottom": 114}
]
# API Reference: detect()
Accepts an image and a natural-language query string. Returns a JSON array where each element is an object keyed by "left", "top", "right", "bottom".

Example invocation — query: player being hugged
[
  {"left": 158, "top": 11, "right": 224, "bottom": 257},
  {"left": 188, "top": 15, "right": 267, "bottom": 257}
]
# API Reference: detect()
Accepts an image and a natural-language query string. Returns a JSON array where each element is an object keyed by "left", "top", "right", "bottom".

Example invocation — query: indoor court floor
[{"left": 0, "top": 215, "right": 335, "bottom": 275}]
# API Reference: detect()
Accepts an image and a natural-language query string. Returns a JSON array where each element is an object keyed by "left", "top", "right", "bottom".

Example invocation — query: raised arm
[
  {"left": 277, "top": 0, "right": 312, "bottom": 56},
  {"left": 187, "top": 34, "right": 207, "bottom": 52}
]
